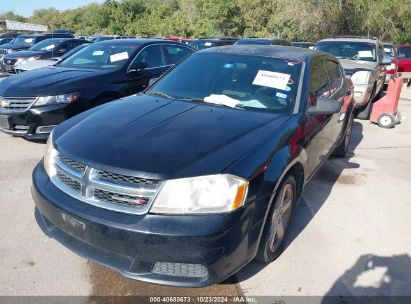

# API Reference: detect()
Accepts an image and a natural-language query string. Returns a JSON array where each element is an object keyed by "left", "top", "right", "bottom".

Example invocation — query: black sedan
[
  {"left": 32, "top": 45, "right": 354, "bottom": 287},
  {"left": 1, "top": 38, "right": 88, "bottom": 73},
  {"left": 0, "top": 39, "right": 194, "bottom": 139}
]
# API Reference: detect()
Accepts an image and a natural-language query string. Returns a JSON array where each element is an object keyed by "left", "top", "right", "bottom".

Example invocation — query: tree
[{"left": 0, "top": 11, "right": 27, "bottom": 22}]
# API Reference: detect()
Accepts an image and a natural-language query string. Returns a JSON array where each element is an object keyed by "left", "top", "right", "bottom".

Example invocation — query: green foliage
[
  {"left": 0, "top": 11, "right": 27, "bottom": 22},
  {"left": 2, "top": 0, "right": 410, "bottom": 43}
]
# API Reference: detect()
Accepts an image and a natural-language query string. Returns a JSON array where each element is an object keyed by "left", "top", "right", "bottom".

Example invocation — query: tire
[
  {"left": 378, "top": 113, "right": 395, "bottom": 128},
  {"left": 374, "top": 83, "right": 384, "bottom": 101},
  {"left": 395, "top": 112, "right": 401, "bottom": 124},
  {"left": 255, "top": 175, "right": 297, "bottom": 263},
  {"left": 333, "top": 113, "right": 353, "bottom": 158},
  {"left": 355, "top": 97, "right": 373, "bottom": 120}
]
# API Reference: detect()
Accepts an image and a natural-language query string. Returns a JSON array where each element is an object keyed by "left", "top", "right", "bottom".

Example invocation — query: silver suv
[{"left": 316, "top": 36, "right": 391, "bottom": 119}]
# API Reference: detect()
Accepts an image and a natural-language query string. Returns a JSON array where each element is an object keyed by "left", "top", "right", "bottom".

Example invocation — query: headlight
[
  {"left": 7, "top": 49, "right": 13, "bottom": 54},
  {"left": 35, "top": 93, "right": 79, "bottom": 106},
  {"left": 44, "top": 131, "right": 57, "bottom": 177},
  {"left": 150, "top": 174, "right": 248, "bottom": 214},
  {"left": 351, "top": 71, "right": 370, "bottom": 85}
]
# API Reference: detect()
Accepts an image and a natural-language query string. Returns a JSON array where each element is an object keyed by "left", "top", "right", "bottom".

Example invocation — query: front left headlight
[
  {"left": 44, "top": 131, "right": 57, "bottom": 177},
  {"left": 35, "top": 93, "right": 79, "bottom": 106},
  {"left": 150, "top": 174, "right": 249, "bottom": 214},
  {"left": 351, "top": 71, "right": 370, "bottom": 85}
]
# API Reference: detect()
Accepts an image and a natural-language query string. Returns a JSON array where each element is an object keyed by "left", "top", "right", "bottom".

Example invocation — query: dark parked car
[
  {"left": 189, "top": 37, "right": 238, "bottom": 50},
  {"left": 316, "top": 36, "right": 390, "bottom": 119},
  {"left": 1, "top": 38, "right": 88, "bottom": 74},
  {"left": 0, "top": 39, "right": 194, "bottom": 139},
  {"left": 292, "top": 42, "right": 316, "bottom": 49},
  {"left": 0, "top": 32, "right": 75, "bottom": 56},
  {"left": 32, "top": 45, "right": 354, "bottom": 287},
  {"left": 235, "top": 38, "right": 291, "bottom": 46}
]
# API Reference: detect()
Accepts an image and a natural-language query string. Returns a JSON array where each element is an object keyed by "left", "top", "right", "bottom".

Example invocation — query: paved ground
[{"left": 0, "top": 85, "right": 410, "bottom": 300}]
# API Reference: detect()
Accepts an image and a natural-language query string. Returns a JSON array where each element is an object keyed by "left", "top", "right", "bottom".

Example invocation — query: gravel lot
[{"left": 0, "top": 86, "right": 410, "bottom": 300}]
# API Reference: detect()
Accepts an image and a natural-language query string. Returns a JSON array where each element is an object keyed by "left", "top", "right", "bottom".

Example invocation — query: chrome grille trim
[
  {"left": 0, "top": 97, "right": 38, "bottom": 111},
  {"left": 50, "top": 154, "right": 162, "bottom": 215}
]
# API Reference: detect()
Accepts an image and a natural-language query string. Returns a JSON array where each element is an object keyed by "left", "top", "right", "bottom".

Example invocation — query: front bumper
[
  {"left": 0, "top": 103, "right": 68, "bottom": 139},
  {"left": 32, "top": 163, "right": 265, "bottom": 287}
]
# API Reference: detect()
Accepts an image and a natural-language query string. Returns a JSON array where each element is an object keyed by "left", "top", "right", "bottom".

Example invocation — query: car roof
[
  {"left": 95, "top": 38, "right": 188, "bottom": 46},
  {"left": 318, "top": 37, "right": 379, "bottom": 44},
  {"left": 199, "top": 45, "right": 328, "bottom": 62},
  {"left": 238, "top": 38, "right": 284, "bottom": 41}
]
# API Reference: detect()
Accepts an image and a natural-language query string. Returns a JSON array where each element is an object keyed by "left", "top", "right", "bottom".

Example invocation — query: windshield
[
  {"left": 383, "top": 44, "right": 395, "bottom": 57},
  {"left": 235, "top": 39, "right": 272, "bottom": 45},
  {"left": 13, "top": 36, "right": 36, "bottom": 46},
  {"left": 29, "top": 39, "right": 64, "bottom": 51},
  {"left": 57, "top": 43, "right": 138, "bottom": 70},
  {"left": 148, "top": 53, "right": 302, "bottom": 114},
  {"left": 398, "top": 46, "right": 411, "bottom": 59},
  {"left": 316, "top": 41, "right": 377, "bottom": 62}
]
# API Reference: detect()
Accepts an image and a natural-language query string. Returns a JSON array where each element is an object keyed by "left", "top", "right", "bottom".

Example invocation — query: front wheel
[{"left": 255, "top": 175, "right": 297, "bottom": 263}]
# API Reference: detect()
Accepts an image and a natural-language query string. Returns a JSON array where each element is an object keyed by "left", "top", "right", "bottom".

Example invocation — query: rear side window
[
  {"left": 309, "top": 59, "right": 331, "bottom": 98},
  {"left": 323, "top": 60, "right": 342, "bottom": 94},
  {"left": 134, "top": 45, "right": 166, "bottom": 68},
  {"left": 163, "top": 45, "right": 192, "bottom": 65}
]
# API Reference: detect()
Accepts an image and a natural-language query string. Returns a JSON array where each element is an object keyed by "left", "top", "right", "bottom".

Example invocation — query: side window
[
  {"left": 323, "top": 60, "right": 342, "bottom": 94},
  {"left": 133, "top": 45, "right": 166, "bottom": 69},
  {"left": 309, "top": 59, "right": 331, "bottom": 99},
  {"left": 163, "top": 45, "right": 192, "bottom": 65}
]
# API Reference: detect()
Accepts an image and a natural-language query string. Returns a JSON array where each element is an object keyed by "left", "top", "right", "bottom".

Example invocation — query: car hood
[
  {"left": 339, "top": 59, "right": 377, "bottom": 74},
  {"left": 0, "top": 44, "right": 30, "bottom": 51},
  {"left": 54, "top": 95, "right": 290, "bottom": 180},
  {"left": 6, "top": 50, "right": 47, "bottom": 59},
  {"left": 0, "top": 67, "right": 112, "bottom": 96},
  {"left": 15, "top": 59, "right": 56, "bottom": 71}
]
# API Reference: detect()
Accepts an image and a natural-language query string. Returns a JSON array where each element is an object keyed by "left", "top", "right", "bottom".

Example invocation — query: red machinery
[{"left": 370, "top": 74, "right": 403, "bottom": 128}]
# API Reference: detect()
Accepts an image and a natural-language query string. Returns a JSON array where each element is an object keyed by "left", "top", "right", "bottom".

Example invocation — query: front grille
[
  {"left": 58, "top": 154, "right": 86, "bottom": 174},
  {"left": 98, "top": 171, "right": 159, "bottom": 186},
  {"left": 151, "top": 262, "right": 208, "bottom": 278},
  {"left": 94, "top": 189, "right": 149, "bottom": 207},
  {"left": 56, "top": 171, "right": 81, "bottom": 191},
  {"left": 0, "top": 97, "right": 37, "bottom": 111},
  {"left": 0, "top": 49, "right": 7, "bottom": 55},
  {"left": 50, "top": 154, "right": 161, "bottom": 215}
]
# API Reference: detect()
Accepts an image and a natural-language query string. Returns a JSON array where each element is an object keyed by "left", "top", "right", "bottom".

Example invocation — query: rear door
[
  {"left": 323, "top": 58, "right": 346, "bottom": 146},
  {"left": 306, "top": 57, "right": 333, "bottom": 177}
]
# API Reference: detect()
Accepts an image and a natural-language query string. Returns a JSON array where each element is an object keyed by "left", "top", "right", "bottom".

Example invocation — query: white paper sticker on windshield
[
  {"left": 358, "top": 50, "right": 373, "bottom": 58},
  {"left": 25, "top": 38, "right": 33, "bottom": 43},
  {"left": 252, "top": 70, "right": 290, "bottom": 90},
  {"left": 44, "top": 44, "right": 55, "bottom": 50},
  {"left": 204, "top": 42, "right": 213, "bottom": 47},
  {"left": 92, "top": 50, "right": 104, "bottom": 56},
  {"left": 384, "top": 48, "right": 391, "bottom": 53},
  {"left": 110, "top": 52, "right": 129, "bottom": 62}
]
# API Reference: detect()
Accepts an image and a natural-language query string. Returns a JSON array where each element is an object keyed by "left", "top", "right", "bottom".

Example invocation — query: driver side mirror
[
  {"left": 128, "top": 62, "right": 148, "bottom": 73},
  {"left": 308, "top": 96, "right": 342, "bottom": 115}
]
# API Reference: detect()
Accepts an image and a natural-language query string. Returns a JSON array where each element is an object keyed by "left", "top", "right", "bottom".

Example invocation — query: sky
[{"left": 1, "top": 0, "right": 104, "bottom": 17}]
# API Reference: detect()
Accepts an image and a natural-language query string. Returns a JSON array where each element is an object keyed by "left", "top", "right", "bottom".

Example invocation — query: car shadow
[
  {"left": 321, "top": 254, "right": 411, "bottom": 303},
  {"left": 235, "top": 121, "right": 364, "bottom": 282}
]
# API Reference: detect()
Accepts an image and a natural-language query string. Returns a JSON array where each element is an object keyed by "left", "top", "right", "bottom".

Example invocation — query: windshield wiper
[{"left": 147, "top": 91, "right": 175, "bottom": 100}]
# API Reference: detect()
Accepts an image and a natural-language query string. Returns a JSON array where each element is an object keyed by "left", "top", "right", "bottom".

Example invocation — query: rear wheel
[
  {"left": 378, "top": 113, "right": 395, "bottom": 128},
  {"left": 333, "top": 114, "right": 353, "bottom": 158},
  {"left": 255, "top": 175, "right": 297, "bottom": 263}
]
